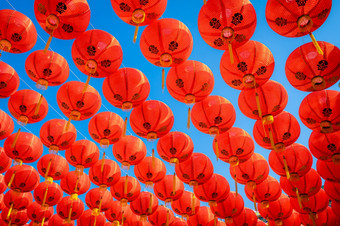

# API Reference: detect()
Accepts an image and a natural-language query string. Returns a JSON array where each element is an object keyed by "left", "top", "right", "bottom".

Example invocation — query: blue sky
[{"left": 1, "top": 0, "right": 339, "bottom": 221}]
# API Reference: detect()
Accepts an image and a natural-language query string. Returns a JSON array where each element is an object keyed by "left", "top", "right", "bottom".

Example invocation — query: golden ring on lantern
[
  {"left": 242, "top": 74, "right": 256, "bottom": 88},
  {"left": 0, "top": 39, "right": 12, "bottom": 52},
  {"left": 160, "top": 53, "right": 173, "bottom": 67},
  {"left": 311, "top": 76, "right": 326, "bottom": 90},
  {"left": 132, "top": 9, "right": 146, "bottom": 24},
  {"left": 46, "top": 14, "right": 60, "bottom": 31},
  {"left": 221, "top": 27, "right": 235, "bottom": 42},
  {"left": 297, "top": 15, "right": 313, "bottom": 33}
]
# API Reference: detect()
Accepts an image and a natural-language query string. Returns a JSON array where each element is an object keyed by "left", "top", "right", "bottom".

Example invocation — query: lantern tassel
[
  {"left": 67, "top": 205, "right": 73, "bottom": 222},
  {"left": 74, "top": 177, "right": 80, "bottom": 193},
  {"left": 82, "top": 76, "right": 91, "bottom": 94},
  {"left": 133, "top": 25, "right": 139, "bottom": 43},
  {"left": 203, "top": 0, "right": 206, "bottom": 4},
  {"left": 235, "top": 174, "right": 238, "bottom": 196},
  {"left": 309, "top": 33, "right": 323, "bottom": 55},
  {"left": 191, "top": 193, "right": 196, "bottom": 215},
  {"left": 11, "top": 128, "right": 21, "bottom": 148},
  {"left": 101, "top": 152, "right": 106, "bottom": 173},
  {"left": 282, "top": 155, "right": 290, "bottom": 180},
  {"left": 148, "top": 193, "right": 153, "bottom": 214},
  {"left": 34, "top": 94, "right": 43, "bottom": 116},
  {"left": 252, "top": 193, "right": 258, "bottom": 212},
  {"left": 7, "top": 172, "right": 16, "bottom": 188},
  {"left": 124, "top": 175, "right": 128, "bottom": 195},
  {"left": 166, "top": 209, "right": 169, "bottom": 226},
  {"left": 296, "top": 189, "right": 303, "bottom": 209},
  {"left": 65, "top": 117, "right": 72, "bottom": 132},
  {"left": 162, "top": 68, "right": 165, "bottom": 90},
  {"left": 214, "top": 138, "right": 219, "bottom": 160},
  {"left": 152, "top": 149, "right": 155, "bottom": 169},
  {"left": 44, "top": 33, "right": 53, "bottom": 53},
  {"left": 268, "top": 128, "right": 276, "bottom": 151},
  {"left": 41, "top": 217, "right": 45, "bottom": 226},
  {"left": 45, "top": 158, "right": 52, "bottom": 178},
  {"left": 214, "top": 215, "right": 217, "bottom": 226},
  {"left": 172, "top": 173, "right": 176, "bottom": 196},
  {"left": 255, "top": 92, "right": 263, "bottom": 119},
  {"left": 7, "top": 203, "right": 13, "bottom": 219},
  {"left": 228, "top": 42, "right": 234, "bottom": 64},
  {"left": 42, "top": 185, "right": 49, "bottom": 206},
  {"left": 93, "top": 215, "right": 97, "bottom": 226},
  {"left": 123, "top": 117, "right": 127, "bottom": 136},
  {"left": 187, "top": 108, "right": 191, "bottom": 129}
]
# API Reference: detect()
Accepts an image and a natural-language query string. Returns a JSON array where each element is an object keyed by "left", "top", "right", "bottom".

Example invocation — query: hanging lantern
[
  {"left": 157, "top": 131, "right": 194, "bottom": 164},
  {"left": 231, "top": 208, "right": 258, "bottom": 226},
  {"left": 110, "top": 175, "right": 141, "bottom": 207},
  {"left": 148, "top": 205, "right": 175, "bottom": 226},
  {"left": 25, "top": 50, "right": 69, "bottom": 90},
  {"left": 0, "top": 174, "right": 7, "bottom": 194},
  {"left": 88, "top": 111, "right": 124, "bottom": 147},
  {"left": 85, "top": 188, "right": 113, "bottom": 212},
  {"left": 299, "top": 90, "right": 340, "bottom": 133},
  {"left": 4, "top": 165, "right": 40, "bottom": 192},
  {"left": 198, "top": 0, "right": 257, "bottom": 64},
  {"left": 0, "top": 147, "right": 12, "bottom": 173},
  {"left": 65, "top": 140, "right": 100, "bottom": 173},
  {"left": 34, "top": 181, "right": 63, "bottom": 207},
  {"left": 37, "top": 154, "right": 69, "bottom": 181},
  {"left": 8, "top": 89, "right": 48, "bottom": 124},
  {"left": 105, "top": 201, "right": 136, "bottom": 225},
  {"left": 4, "top": 190, "right": 33, "bottom": 211},
  {"left": 324, "top": 180, "right": 340, "bottom": 202},
  {"left": 213, "top": 127, "right": 254, "bottom": 165},
  {"left": 309, "top": 130, "right": 340, "bottom": 163},
  {"left": 300, "top": 206, "right": 339, "bottom": 226},
  {"left": 0, "top": 9, "right": 37, "bottom": 54},
  {"left": 267, "top": 211, "right": 302, "bottom": 226},
  {"left": 40, "top": 119, "right": 77, "bottom": 153},
  {"left": 290, "top": 189, "right": 329, "bottom": 215},
  {"left": 154, "top": 174, "right": 184, "bottom": 204},
  {"left": 89, "top": 159, "right": 121, "bottom": 187},
  {"left": 60, "top": 171, "right": 91, "bottom": 196},
  {"left": 316, "top": 160, "right": 340, "bottom": 182},
  {"left": 332, "top": 200, "right": 340, "bottom": 217},
  {"left": 1, "top": 208, "right": 29, "bottom": 225},
  {"left": 77, "top": 209, "right": 106, "bottom": 226},
  {"left": 27, "top": 202, "right": 54, "bottom": 224},
  {"left": 258, "top": 194, "right": 292, "bottom": 224},
  {"left": 112, "top": 135, "right": 147, "bottom": 169},
  {"left": 0, "top": 62, "right": 19, "bottom": 98},
  {"left": 265, "top": 0, "right": 332, "bottom": 54},
  {"left": 129, "top": 100, "right": 174, "bottom": 140},
  {"left": 34, "top": 0, "right": 90, "bottom": 51},
  {"left": 170, "top": 217, "right": 188, "bottom": 226},
  {"left": 48, "top": 214, "right": 75, "bottom": 226},
  {"left": 134, "top": 156, "right": 166, "bottom": 187},
  {"left": 253, "top": 111, "right": 301, "bottom": 152},
  {"left": 171, "top": 190, "right": 200, "bottom": 219},
  {"left": 130, "top": 192, "right": 158, "bottom": 221},
  {"left": 57, "top": 196, "right": 84, "bottom": 221},
  {"left": 191, "top": 95, "right": 236, "bottom": 135},
  {"left": 103, "top": 68, "right": 150, "bottom": 111},
  {"left": 238, "top": 80, "right": 288, "bottom": 120},
  {"left": 188, "top": 206, "right": 215, "bottom": 225},
  {"left": 286, "top": 41, "right": 340, "bottom": 91},
  {"left": 175, "top": 153, "right": 214, "bottom": 187}
]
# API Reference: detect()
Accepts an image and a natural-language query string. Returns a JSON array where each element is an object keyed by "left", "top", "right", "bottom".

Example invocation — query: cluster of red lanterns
[{"left": 0, "top": 0, "right": 339, "bottom": 225}]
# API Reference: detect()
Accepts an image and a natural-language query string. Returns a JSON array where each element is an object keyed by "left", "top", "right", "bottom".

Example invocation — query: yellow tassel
[
  {"left": 282, "top": 155, "right": 290, "bottom": 180},
  {"left": 74, "top": 177, "right": 80, "bottom": 193},
  {"left": 44, "top": 34, "right": 53, "bottom": 53},
  {"left": 7, "top": 172, "right": 16, "bottom": 188},
  {"left": 11, "top": 128, "right": 21, "bottom": 148},
  {"left": 255, "top": 92, "right": 263, "bottom": 119},
  {"left": 98, "top": 197, "right": 103, "bottom": 212},
  {"left": 203, "top": 0, "right": 206, "bottom": 4},
  {"left": 123, "top": 117, "right": 127, "bottom": 137},
  {"left": 93, "top": 215, "right": 97, "bottom": 226},
  {"left": 235, "top": 173, "right": 238, "bottom": 196},
  {"left": 124, "top": 175, "right": 128, "bottom": 195},
  {"left": 191, "top": 193, "right": 196, "bottom": 215},
  {"left": 268, "top": 128, "right": 276, "bottom": 151},
  {"left": 215, "top": 138, "right": 219, "bottom": 160},
  {"left": 45, "top": 159, "right": 52, "bottom": 178},
  {"left": 133, "top": 25, "right": 139, "bottom": 43},
  {"left": 152, "top": 149, "right": 155, "bottom": 169},
  {"left": 67, "top": 205, "right": 73, "bottom": 222},
  {"left": 42, "top": 184, "right": 49, "bottom": 206},
  {"left": 101, "top": 152, "right": 106, "bottom": 173},
  {"left": 187, "top": 108, "right": 191, "bottom": 129},
  {"left": 34, "top": 94, "right": 43, "bottom": 116},
  {"left": 296, "top": 189, "right": 303, "bottom": 209},
  {"left": 41, "top": 217, "right": 45, "bottom": 226},
  {"left": 82, "top": 76, "right": 91, "bottom": 94},
  {"left": 65, "top": 117, "right": 72, "bottom": 132},
  {"left": 267, "top": 217, "right": 270, "bottom": 226},
  {"left": 214, "top": 215, "right": 217, "bottom": 226},
  {"left": 121, "top": 211, "right": 124, "bottom": 225},
  {"left": 309, "top": 33, "right": 323, "bottom": 55},
  {"left": 148, "top": 193, "right": 153, "bottom": 214},
  {"left": 162, "top": 68, "right": 165, "bottom": 90},
  {"left": 7, "top": 203, "right": 13, "bottom": 219},
  {"left": 172, "top": 173, "right": 176, "bottom": 196},
  {"left": 252, "top": 193, "right": 258, "bottom": 212},
  {"left": 310, "top": 213, "right": 317, "bottom": 226},
  {"left": 228, "top": 42, "right": 234, "bottom": 64}
]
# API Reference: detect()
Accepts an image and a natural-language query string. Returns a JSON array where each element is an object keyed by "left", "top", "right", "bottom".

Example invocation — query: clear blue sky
[{"left": 1, "top": 0, "right": 339, "bottom": 221}]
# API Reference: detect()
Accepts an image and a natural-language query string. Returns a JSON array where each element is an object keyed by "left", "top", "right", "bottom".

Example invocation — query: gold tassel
[
  {"left": 282, "top": 155, "right": 290, "bottom": 180},
  {"left": 67, "top": 205, "right": 73, "bottom": 222},
  {"left": 228, "top": 42, "right": 234, "bottom": 64},
  {"left": 268, "top": 128, "right": 276, "bottom": 151},
  {"left": 187, "top": 108, "right": 191, "bottom": 129},
  {"left": 191, "top": 193, "right": 196, "bottom": 215},
  {"left": 203, "top": 0, "right": 206, "bottom": 4},
  {"left": 235, "top": 175, "right": 238, "bottom": 196},
  {"left": 252, "top": 193, "right": 258, "bottom": 212},
  {"left": 74, "top": 176, "right": 80, "bottom": 193},
  {"left": 101, "top": 152, "right": 106, "bottom": 173},
  {"left": 124, "top": 175, "right": 128, "bottom": 195},
  {"left": 123, "top": 117, "right": 127, "bottom": 137},
  {"left": 82, "top": 76, "right": 91, "bottom": 94},
  {"left": 133, "top": 25, "right": 139, "bottom": 43},
  {"left": 214, "top": 215, "right": 217, "bottom": 226},
  {"left": 7, "top": 203, "right": 13, "bottom": 219},
  {"left": 172, "top": 173, "right": 176, "bottom": 196},
  {"left": 148, "top": 193, "right": 153, "bottom": 214},
  {"left": 166, "top": 209, "right": 169, "bottom": 226},
  {"left": 215, "top": 138, "right": 219, "bottom": 160},
  {"left": 11, "top": 128, "right": 21, "bottom": 148},
  {"left": 93, "top": 215, "right": 97, "bottom": 226},
  {"left": 162, "top": 68, "right": 165, "bottom": 90},
  {"left": 34, "top": 94, "right": 43, "bottom": 116},
  {"left": 152, "top": 149, "right": 155, "bottom": 169},
  {"left": 42, "top": 184, "right": 49, "bottom": 206},
  {"left": 255, "top": 92, "right": 263, "bottom": 118},
  {"left": 44, "top": 33, "right": 53, "bottom": 53},
  {"left": 45, "top": 158, "right": 52, "bottom": 178},
  {"left": 309, "top": 33, "right": 323, "bottom": 55},
  {"left": 41, "top": 217, "right": 45, "bottom": 226},
  {"left": 65, "top": 117, "right": 72, "bottom": 132},
  {"left": 7, "top": 172, "right": 16, "bottom": 188},
  {"left": 296, "top": 189, "right": 303, "bottom": 209}
]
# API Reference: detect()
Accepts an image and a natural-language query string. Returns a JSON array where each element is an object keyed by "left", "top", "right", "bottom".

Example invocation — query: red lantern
[
  {"left": 268, "top": 143, "right": 313, "bottom": 180},
  {"left": 166, "top": 60, "right": 214, "bottom": 104},
  {"left": 5, "top": 165, "right": 40, "bottom": 192},
  {"left": 102, "top": 68, "right": 150, "bottom": 110},
  {"left": 72, "top": 29, "right": 123, "bottom": 78},
  {"left": 57, "top": 81, "right": 101, "bottom": 122},
  {"left": 198, "top": 0, "right": 256, "bottom": 59},
  {"left": 309, "top": 130, "right": 340, "bottom": 163},
  {"left": 77, "top": 209, "right": 106, "bottom": 226},
  {"left": 175, "top": 153, "right": 214, "bottom": 186},
  {"left": 85, "top": 188, "right": 113, "bottom": 212},
  {"left": 267, "top": 211, "right": 301, "bottom": 226},
  {"left": 88, "top": 112, "right": 124, "bottom": 147},
  {"left": 210, "top": 192, "right": 244, "bottom": 223},
  {"left": 110, "top": 175, "right": 141, "bottom": 207},
  {"left": 280, "top": 169, "right": 321, "bottom": 203},
  {"left": 37, "top": 154, "right": 69, "bottom": 181},
  {"left": 57, "top": 196, "right": 84, "bottom": 221},
  {"left": 299, "top": 90, "right": 340, "bottom": 133},
  {"left": 4, "top": 132, "right": 43, "bottom": 163},
  {"left": 253, "top": 111, "right": 300, "bottom": 151},
  {"left": 60, "top": 171, "right": 91, "bottom": 196},
  {"left": 238, "top": 80, "right": 288, "bottom": 120},
  {"left": 0, "top": 147, "right": 12, "bottom": 173},
  {"left": 34, "top": 182, "right": 63, "bottom": 207},
  {"left": 331, "top": 200, "right": 340, "bottom": 217},
  {"left": 1, "top": 208, "right": 29, "bottom": 225},
  {"left": 157, "top": 131, "right": 194, "bottom": 164},
  {"left": 40, "top": 119, "right": 77, "bottom": 152},
  {"left": 230, "top": 153, "right": 269, "bottom": 189},
  {"left": 0, "top": 62, "right": 19, "bottom": 98},
  {"left": 290, "top": 189, "right": 329, "bottom": 215},
  {"left": 0, "top": 174, "right": 7, "bottom": 194},
  {"left": 34, "top": 0, "right": 90, "bottom": 50},
  {"left": 221, "top": 41, "right": 274, "bottom": 89},
  {"left": 140, "top": 18, "right": 193, "bottom": 72},
  {"left": 130, "top": 192, "right": 158, "bottom": 221},
  {"left": 171, "top": 190, "right": 200, "bottom": 218},
  {"left": 265, "top": 0, "right": 331, "bottom": 54},
  {"left": 134, "top": 156, "right": 166, "bottom": 187},
  {"left": 258, "top": 194, "right": 292, "bottom": 224},
  {"left": 170, "top": 217, "right": 188, "bottom": 226},
  {"left": 191, "top": 95, "right": 236, "bottom": 135},
  {"left": 194, "top": 173, "right": 230, "bottom": 206},
  {"left": 324, "top": 180, "right": 340, "bottom": 202},
  {"left": 110, "top": 0, "right": 167, "bottom": 42},
  {"left": 104, "top": 201, "right": 135, "bottom": 224},
  {"left": 154, "top": 174, "right": 184, "bottom": 204},
  {"left": 89, "top": 159, "right": 121, "bottom": 187},
  {"left": 0, "top": 9, "right": 37, "bottom": 54},
  {"left": 286, "top": 42, "right": 340, "bottom": 91},
  {"left": 188, "top": 206, "right": 215, "bottom": 226},
  {"left": 0, "top": 194, "right": 4, "bottom": 211},
  {"left": 317, "top": 159, "right": 340, "bottom": 182},
  {"left": 27, "top": 202, "right": 54, "bottom": 224},
  {"left": 4, "top": 190, "right": 33, "bottom": 211},
  {"left": 130, "top": 100, "right": 174, "bottom": 140},
  {"left": 148, "top": 205, "right": 175, "bottom": 226},
  {"left": 245, "top": 176, "right": 282, "bottom": 209},
  {"left": 213, "top": 127, "right": 254, "bottom": 165},
  {"left": 8, "top": 90, "right": 48, "bottom": 124},
  {"left": 300, "top": 206, "right": 340, "bottom": 226},
  {"left": 65, "top": 140, "right": 99, "bottom": 172},
  {"left": 230, "top": 208, "right": 258, "bottom": 226},
  {"left": 25, "top": 50, "right": 69, "bottom": 90},
  {"left": 48, "top": 214, "right": 74, "bottom": 226},
  {"left": 112, "top": 135, "right": 147, "bottom": 169}
]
